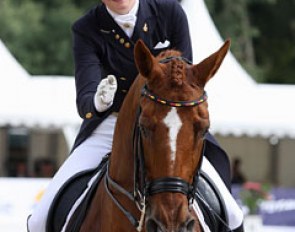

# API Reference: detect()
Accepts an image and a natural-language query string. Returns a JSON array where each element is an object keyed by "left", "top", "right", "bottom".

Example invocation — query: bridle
[{"left": 104, "top": 56, "right": 208, "bottom": 231}]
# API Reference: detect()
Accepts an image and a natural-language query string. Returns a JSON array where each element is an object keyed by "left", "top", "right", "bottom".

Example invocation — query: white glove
[{"left": 94, "top": 75, "right": 118, "bottom": 112}]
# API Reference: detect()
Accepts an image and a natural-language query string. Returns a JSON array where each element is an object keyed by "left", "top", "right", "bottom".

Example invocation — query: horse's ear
[
  {"left": 134, "top": 40, "right": 156, "bottom": 78},
  {"left": 192, "top": 39, "right": 231, "bottom": 87}
]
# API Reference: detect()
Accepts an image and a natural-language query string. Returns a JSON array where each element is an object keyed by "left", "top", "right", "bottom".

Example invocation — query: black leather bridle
[
  {"left": 104, "top": 56, "right": 208, "bottom": 231},
  {"left": 135, "top": 84, "right": 207, "bottom": 199}
]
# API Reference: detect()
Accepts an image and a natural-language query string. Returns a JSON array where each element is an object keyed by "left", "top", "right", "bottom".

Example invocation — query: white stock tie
[{"left": 114, "top": 14, "right": 136, "bottom": 38}]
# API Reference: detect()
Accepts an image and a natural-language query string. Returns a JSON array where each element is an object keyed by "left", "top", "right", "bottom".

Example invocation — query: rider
[{"left": 27, "top": 0, "right": 244, "bottom": 231}]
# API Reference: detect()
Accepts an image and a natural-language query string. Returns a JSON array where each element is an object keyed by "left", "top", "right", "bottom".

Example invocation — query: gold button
[
  {"left": 120, "top": 77, "right": 127, "bottom": 81},
  {"left": 115, "top": 34, "right": 120, "bottom": 40},
  {"left": 85, "top": 112, "right": 93, "bottom": 119},
  {"left": 119, "top": 38, "right": 125, "bottom": 44},
  {"left": 122, "top": 89, "right": 127, "bottom": 93},
  {"left": 124, "top": 42, "right": 131, "bottom": 48}
]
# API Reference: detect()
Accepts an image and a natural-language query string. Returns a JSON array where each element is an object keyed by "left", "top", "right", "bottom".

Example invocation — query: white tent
[
  {"left": 182, "top": 0, "right": 295, "bottom": 138},
  {"left": 0, "top": 41, "right": 80, "bottom": 128},
  {"left": 0, "top": 40, "right": 81, "bottom": 146},
  {"left": 0, "top": 0, "right": 295, "bottom": 146}
]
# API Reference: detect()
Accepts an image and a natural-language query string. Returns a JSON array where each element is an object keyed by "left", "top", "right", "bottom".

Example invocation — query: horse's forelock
[
  {"left": 156, "top": 50, "right": 186, "bottom": 87},
  {"left": 171, "top": 59, "right": 185, "bottom": 87}
]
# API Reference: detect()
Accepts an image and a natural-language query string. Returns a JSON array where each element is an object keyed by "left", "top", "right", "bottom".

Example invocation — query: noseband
[{"left": 104, "top": 56, "right": 208, "bottom": 231}]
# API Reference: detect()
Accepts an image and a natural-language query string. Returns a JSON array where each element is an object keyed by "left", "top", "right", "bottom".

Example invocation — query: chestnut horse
[{"left": 77, "top": 39, "right": 230, "bottom": 232}]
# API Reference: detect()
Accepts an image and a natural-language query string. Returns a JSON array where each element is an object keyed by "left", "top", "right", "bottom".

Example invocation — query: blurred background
[
  {"left": 0, "top": 0, "right": 295, "bottom": 231},
  {"left": 1, "top": 0, "right": 294, "bottom": 83}
]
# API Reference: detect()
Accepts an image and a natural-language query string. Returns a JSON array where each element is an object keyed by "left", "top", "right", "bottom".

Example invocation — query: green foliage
[
  {"left": 0, "top": 0, "right": 294, "bottom": 84},
  {"left": 0, "top": 0, "right": 100, "bottom": 76},
  {"left": 240, "top": 182, "right": 271, "bottom": 215},
  {"left": 205, "top": 0, "right": 295, "bottom": 84},
  {"left": 0, "top": 0, "right": 44, "bottom": 73},
  {"left": 72, "top": 0, "right": 99, "bottom": 11},
  {"left": 249, "top": 0, "right": 295, "bottom": 84}
]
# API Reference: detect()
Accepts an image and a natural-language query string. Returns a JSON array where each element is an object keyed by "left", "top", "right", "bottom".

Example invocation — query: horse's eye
[
  {"left": 194, "top": 123, "right": 208, "bottom": 138},
  {"left": 193, "top": 123, "right": 201, "bottom": 135}
]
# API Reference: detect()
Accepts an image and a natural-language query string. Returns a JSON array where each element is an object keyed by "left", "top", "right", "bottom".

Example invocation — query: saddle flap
[
  {"left": 196, "top": 171, "right": 228, "bottom": 232},
  {"left": 46, "top": 156, "right": 108, "bottom": 232}
]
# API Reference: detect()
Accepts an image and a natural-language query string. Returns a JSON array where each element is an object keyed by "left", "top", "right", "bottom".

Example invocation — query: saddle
[
  {"left": 46, "top": 155, "right": 108, "bottom": 232},
  {"left": 47, "top": 157, "right": 228, "bottom": 232},
  {"left": 196, "top": 171, "right": 229, "bottom": 232}
]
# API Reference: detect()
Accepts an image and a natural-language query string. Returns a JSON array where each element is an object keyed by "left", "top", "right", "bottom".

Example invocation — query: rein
[{"left": 104, "top": 56, "right": 208, "bottom": 231}]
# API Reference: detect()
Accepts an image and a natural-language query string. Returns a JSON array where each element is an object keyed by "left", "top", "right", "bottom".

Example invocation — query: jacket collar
[
  {"left": 132, "top": 0, "right": 157, "bottom": 42},
  {"left": 94, "top": 1, "right": 158, "bottom": 59}
]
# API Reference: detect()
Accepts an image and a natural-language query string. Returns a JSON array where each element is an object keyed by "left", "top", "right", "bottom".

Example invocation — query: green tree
[
  {"left": 0, "top": 0, "right": 44, "bottom": 73},
  {"left": 0, "top": 0, "right": 93, "bottom": 76},
  {"left": 1, "top": 0, "right": 294, "bottom": 83},
  {"left": 205, "top": 0, "right": 295, "bottom": 84},
  {"left": 249, "top": 0, "right": 295, "bottom": 83}
]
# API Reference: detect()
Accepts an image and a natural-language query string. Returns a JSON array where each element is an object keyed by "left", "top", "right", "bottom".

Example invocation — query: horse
[{"left": 66, "top": 39, "right": 230, "bottom": 232}]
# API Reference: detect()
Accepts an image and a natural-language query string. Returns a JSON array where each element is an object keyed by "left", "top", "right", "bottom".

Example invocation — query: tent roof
[
  {"left": 182, "top": 0, "right": 295, "bottom": 138},
  {"left": 0, "top": 40, "right": 29, "bottom": 81},
  {"left": 0, "top": 75, "right": 80, "bottom": 129},
  {"left": 0, "top": 40, "right": 80, "bottom": 129},
  {"left": 1, "top": 0, "right": 295, "bottom": 138}
]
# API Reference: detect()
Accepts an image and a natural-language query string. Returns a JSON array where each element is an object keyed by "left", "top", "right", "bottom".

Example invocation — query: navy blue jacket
[{"left": 71, "top": 0, "right": 231, "bottom": 189}]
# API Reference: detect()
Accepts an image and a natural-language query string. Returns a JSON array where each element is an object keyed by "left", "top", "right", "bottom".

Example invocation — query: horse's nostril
[
  {"left": 146, "top": 218, "right": 162, "bottom": 232},
  {"left": 146, "top": 218, "right": 195, "bottom": 232},
  {"left": 186, "top": 218, "right": 195, "bottom": 231}
]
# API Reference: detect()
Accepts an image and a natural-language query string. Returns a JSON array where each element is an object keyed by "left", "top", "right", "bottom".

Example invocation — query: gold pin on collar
[
  {"left": 143, "top": 23, "right": 148, "bottom": 32},
  {"left": 123, "top": 23, "right": 131, "bottom": 29}
]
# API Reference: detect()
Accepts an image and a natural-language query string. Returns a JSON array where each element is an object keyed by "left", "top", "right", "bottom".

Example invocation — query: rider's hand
[{"left": 94, "top": 75, "right": 118, "bottom": 112}]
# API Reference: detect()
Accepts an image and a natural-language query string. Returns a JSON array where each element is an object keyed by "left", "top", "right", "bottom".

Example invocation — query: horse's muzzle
[
  {"left": 145, "top": 195, "right": 198, "bottom": 232},
  {"left": 146, "top": 217, "right": 196, "bottom": 232}
]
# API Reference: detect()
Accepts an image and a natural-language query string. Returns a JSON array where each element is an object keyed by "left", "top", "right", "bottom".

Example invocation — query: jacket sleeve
[
  {"left": 164, "top": 0, "right": 193, "bottom": 61},
  {"left": 72, "top": 24, "right": 106, "bottom": 120}
]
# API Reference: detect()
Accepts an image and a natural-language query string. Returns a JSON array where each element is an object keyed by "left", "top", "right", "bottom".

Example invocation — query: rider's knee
[
  {"left": 27, "top": 214, "right": 46, "bottom": 232},
  {"left": 228, "top": 207, "right": 244, "bottom": 230}
]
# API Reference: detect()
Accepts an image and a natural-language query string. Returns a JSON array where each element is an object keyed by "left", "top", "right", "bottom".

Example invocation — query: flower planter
[{"left": 244, "top": 214, "right": 263, "bottom": 232}]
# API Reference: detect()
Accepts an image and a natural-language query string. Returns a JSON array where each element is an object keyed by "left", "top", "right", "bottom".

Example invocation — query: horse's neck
[{"left": 109, "top": 77, "right": 143, "bottom": 189}]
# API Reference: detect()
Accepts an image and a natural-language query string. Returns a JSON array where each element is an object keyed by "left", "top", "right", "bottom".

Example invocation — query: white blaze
[{"left": 163, "top": 108, "right": 182, "bottom": 162}]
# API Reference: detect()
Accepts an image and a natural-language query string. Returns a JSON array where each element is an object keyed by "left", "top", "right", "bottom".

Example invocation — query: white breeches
[
  {"left": 28, "top": 114, "right": 243, "bottom": 232},
  {"left": 28, "top": 114, "right": 117, "bottom": 232}
]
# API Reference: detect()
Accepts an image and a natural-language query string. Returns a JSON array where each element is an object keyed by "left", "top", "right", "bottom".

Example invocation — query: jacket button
[
  {"left": 85, "top": 112, "right": 93, "bottom": 119},
  {"left": 124, "top": 42, "right": 131, "bottom": 48},
  {"left": 119, "top": 38, "right": 125, "bottom": 44},
  {"left": 115, "top": 34, "right": 120, "bottom": 40},
  {"left": 120, "top": 77, "right": 127, "bottom": 81}
]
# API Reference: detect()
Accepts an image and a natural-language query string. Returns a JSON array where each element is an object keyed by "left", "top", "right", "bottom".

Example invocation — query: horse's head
[{"left": 134, "top": 40, "right": 230, "bottom": 232}]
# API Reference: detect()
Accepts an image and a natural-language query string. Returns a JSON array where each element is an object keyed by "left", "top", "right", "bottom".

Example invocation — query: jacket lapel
[
  {"left": 95, "top": 4, "right": 133, "bottom": 60},
  {"left": 95, "top": 1, "right": 158, "bottom": 60},
  {"left": 132, "top": 0, "right": 158, "bottom": 48}
]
